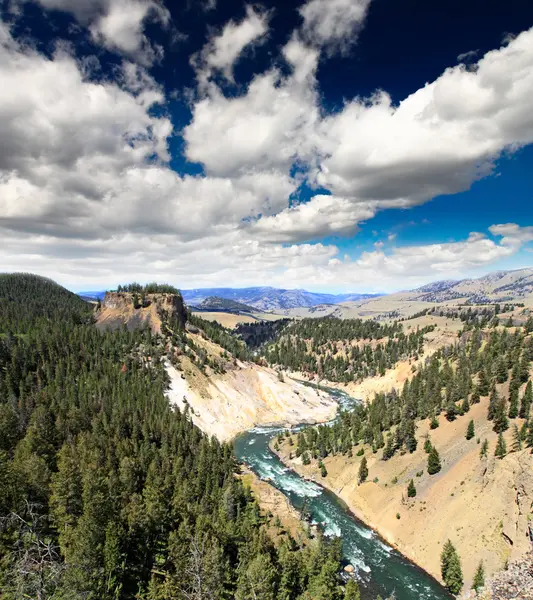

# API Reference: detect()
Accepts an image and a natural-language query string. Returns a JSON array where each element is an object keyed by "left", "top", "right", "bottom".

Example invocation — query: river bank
[
  {"left": 234, "top": 411, "right": 452, "bottom": 600},
  {"left": 272, "top": 397, "right": 533, "bottom": 591}
]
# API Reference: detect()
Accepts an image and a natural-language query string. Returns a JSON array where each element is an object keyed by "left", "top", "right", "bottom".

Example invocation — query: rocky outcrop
[
  {"left": 96, "top": 291, "right": 187, "bottom": 333},
  {"left": 460, "top": 556, "right": 533, "bottom": 599}
]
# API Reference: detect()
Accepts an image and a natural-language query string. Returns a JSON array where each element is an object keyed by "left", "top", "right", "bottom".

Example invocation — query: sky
[{"left": 1, "top": 0, "right": 533, "bottom": 294}]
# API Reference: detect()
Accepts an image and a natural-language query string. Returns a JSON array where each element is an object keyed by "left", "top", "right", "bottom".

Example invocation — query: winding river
[{"left": 234, "top": 386, "right": 451, "bottom": 600}]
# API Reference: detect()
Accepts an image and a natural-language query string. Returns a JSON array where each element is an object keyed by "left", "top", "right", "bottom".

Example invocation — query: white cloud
[
  {"left": 313, "top": 27, "right": 533, "bottom": 213},
  {"left": 489, "top": 223, "right": 533, "bottom": 246},
  {"left": 1, "top": 8, "right": 533, "bottom": 294},
  {"left": 299, "top": 0, "right": 372, "bottom": 54},
  {"left": 184, "top": 37, "right": 320, "bottom": 177},
  {"left": 248, "top": 195, "right": 377, "bottom": 242},
  {"left": 28, "top": 0, "right": 170, "bottom": 64},
  {"left": 193, "top": 6, "right": 269, "bottom": 86}
]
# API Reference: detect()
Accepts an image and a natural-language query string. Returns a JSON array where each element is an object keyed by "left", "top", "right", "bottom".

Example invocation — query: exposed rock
[
  {"left": 96, "top": 291, "right": 186, "bottom": 333},
  {"left": 460, "top": 555, "right": 533, "bottom": 599},
  {"left": 343, "top": 564, "right": 355, "bottom": 574}
]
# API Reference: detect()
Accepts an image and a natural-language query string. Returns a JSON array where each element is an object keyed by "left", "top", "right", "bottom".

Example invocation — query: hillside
[
  {"left": 196, "top": 296, "right": 256, "bottom": 313},
  {"left": 95, "top": 287, "right": 337, "bottom": 440},
  {"left": 0, "top": 272, "right": 92, "bottom": 332},
  {"left": 272, "top": 317, "right": 533, "bottom": 593},
  {"left": 0, "top": 274, "right": 350, "bottom": 600}
]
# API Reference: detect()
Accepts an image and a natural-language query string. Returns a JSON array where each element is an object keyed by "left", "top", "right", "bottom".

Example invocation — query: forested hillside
[
  {"left": 0, "top": 275, "right": 352, "bottom": 600},
  {"left": 264, "top": 318, "right": 433, "bottom": 383},
  {"left": 0, "top": 273, "right": 92, "bottom": 333},
  {"left": 290, "top": 322, "right": 533, "bottom": 461}
]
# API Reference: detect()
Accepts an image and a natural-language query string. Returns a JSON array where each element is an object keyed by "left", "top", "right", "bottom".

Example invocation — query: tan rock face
[
  {"left": 96, "top": 291, "right": 186, "bottom": 333},
  {"left": 165, "top": 360, "right": 337, "bottom": 442}
]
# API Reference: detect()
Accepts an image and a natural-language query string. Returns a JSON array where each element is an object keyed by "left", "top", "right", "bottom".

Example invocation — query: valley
[{"left": 2, "top": 270, "right": 533, "bottom": 600}]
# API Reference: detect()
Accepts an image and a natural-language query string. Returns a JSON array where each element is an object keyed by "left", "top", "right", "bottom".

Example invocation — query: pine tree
[
  {"left": 488, "top": 387, "right": 499, "bottom": 421},
  {"left": 508, "top": 389, "right": 519, "bottom": 419},
  {"left": 495, "top": 432, "right": 507, "bottom": 459},
  {"left": 358, "top": 457, "right": 368, "bottom": 484},
  {"left": 424, "top": 437, "right": 432, "bottom": 454},
  {"left": 511, "top": 424, "right": 522, "bottom": 452},
  {"left": 519, "top": 381, "right": 532, "bottom": 419},
  {"left": 407, "top": 479, "right": 416, "bottom": 498},
  {"left": 319, "top": 460, "right": 328, "bottom": 478},
  {"left": 496, "top": 357, "right": 508, "bottom": 383},
  {"left": 477, "top": 369, "right": 490, "bottom": 396},
  {"left": 465, "top": 420, "right": 475, "bottom": 441},
  {"left": 344, "top": 579, "right": 361, "bottom": 600},
  {"left": 427, "top": 447, "right": 441, "bottom": 475},
  {"left": 445, "top": 550, "right": 464, "bottom": 594},
  {"left": 493, "top": 398, "right": 509, "bottom": 433},
  {"left": 480, "top": 439, "right": 489, "bottom": 459},
  {"left": 472, "top": 560, "right": 485, "bottom": 591},
  {"left": 440, "top": 540, "right": 463, "bottom": 595},
  {"left": 440, "top": 540, "right": 454, "bottom": 580},
  {"left": 429, "top": 415, "right": 439, "bottom": 430}
]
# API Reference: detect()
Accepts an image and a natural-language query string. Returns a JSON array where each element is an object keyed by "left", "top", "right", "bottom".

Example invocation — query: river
[{"left": 233, "top": 386, "right": 452, "bottom": 600}]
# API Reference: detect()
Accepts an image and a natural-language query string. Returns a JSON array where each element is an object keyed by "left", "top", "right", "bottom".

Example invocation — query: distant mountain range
[
  {"left": 78, "top": 291, "right": 106, "bottom": 301},
  {"left": 76, "top": 267, "right": 533, "bottom": 312},
  {"left": 410, "top": 267, "right": 533, "bottom": 303},
  {"left": 181, "top": 287, "right": 382, "bottom": 311}
]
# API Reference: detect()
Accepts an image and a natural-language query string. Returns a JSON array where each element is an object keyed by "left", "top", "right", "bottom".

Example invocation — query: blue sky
[{"left": 0, "top": 0, "right": 532, "bottom": 293}]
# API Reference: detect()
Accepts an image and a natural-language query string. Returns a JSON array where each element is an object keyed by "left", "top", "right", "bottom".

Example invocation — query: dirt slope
[
  {"left": 276, "top": 395, "right": 533, "bottom": 590},
  {"left": 165, "top": 359, "right": 336, "bottom": 441}
]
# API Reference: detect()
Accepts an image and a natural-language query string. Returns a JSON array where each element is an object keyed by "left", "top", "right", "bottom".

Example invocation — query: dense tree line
[
  {"left": 116, "top": 283, "right": 181, "bottom": 294},
  {"left": 235, "top": 319, "right": 291, "bottom": 349},
  {"left": 265, "top": 318, "right": 433, "bottom": 383},
  {"left": 289, "top": 323, "right": 533, "bottom": 462},
  {"left": 0, "top": 274, "right": 92, "bottom": 334},
  {"left": 0, "top": 275, "right": 354, "bottom": 600}
]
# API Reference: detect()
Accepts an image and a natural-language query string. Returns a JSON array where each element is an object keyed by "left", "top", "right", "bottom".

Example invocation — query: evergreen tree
[
  {"left": 493, "top": 398, "right": 509, "bottom": 434},
  {"left": 407, "top": 479, "right": 416, "bottom": 498},
  {"left": 508, "top": 389, "right": 519, "bottom": 419},
  {"left": 512, "top": 424, "right": 522, "bottom": 452},
  {"left": 440, "top": 540, "right": 463, "bottom": 595},
  {"left": 445, "top": 551, "right": 464, "bottom": 594},
  {"left": 465, "top": 420, "right": 475, "bottom": 441},
  {"left": 344, "top": 580, "right": 361, "bottom": 600},
  {"left": 472, "top": 561, "right": 485, "bottom": 592},
  {"left": 519, "top": 381, "right": 532, "bottom": 419},
  {"left": 427, "top": 447, "right": 441, "bottom": 475},
  {"left": 480, "top": 439, "right": 489, "bottom": 459},
  {"left": 358, "top": 457, "right": 368, "bottom": 484},
  {"left": 430, "top": 415, "right": 440, "bottom": 430},
  {"left": 488, "top": 387, "right": 499, "bottom": 421},
  {"left": 495, "top": 433, "right": 507, "bottom": 459},
  {"left": 319, "top": 460, "right": 328, "bottom": 478}
]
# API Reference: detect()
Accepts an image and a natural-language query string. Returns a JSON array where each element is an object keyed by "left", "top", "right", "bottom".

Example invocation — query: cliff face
[{"left": 96, "top": 291, "right": 187, "bottom": 333}]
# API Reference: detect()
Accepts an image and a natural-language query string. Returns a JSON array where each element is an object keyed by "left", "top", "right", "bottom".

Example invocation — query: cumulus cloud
[
  {"left": 299, "top": 0, "right": 372, "bottom": 54},
  {"left": 2, "top": 5, "right": 533, "bottom": 293},
  {"left": 314, "top": 27, "right": 533, "bottom": 214},
  {"left": 192, "top": 6, "right": 269, "bottom": 86},
  {"left": 27, "top": 0, "right": 170, "bottom": 64},
  {"left": 248, "top": 195, "right": 377, "bottom": 242},
  {"left": 184, "top": 37, "right": 320, "bottom": 177}
]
